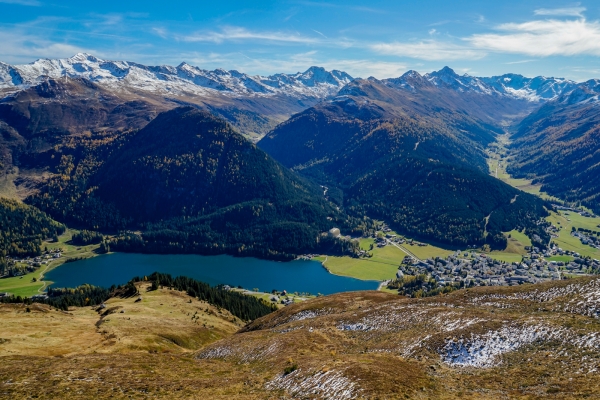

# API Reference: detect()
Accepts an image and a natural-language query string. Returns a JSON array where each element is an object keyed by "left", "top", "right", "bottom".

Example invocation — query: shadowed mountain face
[
  {"left": 0, "top": 78, "right": 164, "bottom": 138},
  {"left": 259, "top": 79, "right": 549, "bottom": 248},
  {"left": 26, "top": 107, "right": 355, "bottom": 260},
  {"left": 508, "top": 83, "right": 600, "bottom": 212}
]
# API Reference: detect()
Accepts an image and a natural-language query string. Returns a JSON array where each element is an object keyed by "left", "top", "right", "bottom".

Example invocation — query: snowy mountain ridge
[
  {"left": 383, "top": 66, "right": 579, "bottom": 102},
  {"left": 0, "top": 53, "right": 592, "bottom": 106},
  {"left": 0, "top": 53, "right": 353, "bottom": 99}
]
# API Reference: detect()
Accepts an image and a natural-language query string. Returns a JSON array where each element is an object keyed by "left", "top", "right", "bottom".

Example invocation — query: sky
[{"left": 1, "top": 0, "right": 600, "bottom": 81}]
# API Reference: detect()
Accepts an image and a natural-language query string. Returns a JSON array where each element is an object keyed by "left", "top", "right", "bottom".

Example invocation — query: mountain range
[
  {"left": 26, "top": 107, "right": 363, "bottom": 260},
  {"left": 0, "top": 54, "right": 580, "bottom": 104},
  {"left": 2, "top": 53, "right": 600, "bottom": 256},
  {"left": 258, "top": 77, "right": 550, "bottom": 248}
]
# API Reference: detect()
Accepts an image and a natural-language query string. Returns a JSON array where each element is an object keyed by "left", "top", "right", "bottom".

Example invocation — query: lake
[{"left": 45, "top": 253, "right": 379, "bottom": 295}]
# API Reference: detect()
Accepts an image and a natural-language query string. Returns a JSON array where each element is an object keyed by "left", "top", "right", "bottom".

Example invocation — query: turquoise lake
[{"left": 45, "top": 253, "right": 379, "bottom": 295}]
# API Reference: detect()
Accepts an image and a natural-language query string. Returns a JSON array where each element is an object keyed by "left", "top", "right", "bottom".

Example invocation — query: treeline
[
  {"left": 71, "top": 230, "right": 104, "bottom": 245},
  {"left": 0, "top": 198, "right": 65, "bottom": 258},
  {"left": 132, "top": 272, "right": 277, "bottom": 320},
  {"left": 346, "top": 157, "right": 550, "bottom": 249},
  {"left": 106, "top": 203, "right": 364, "bottom": 261},
  {"left": 387, "top": 274, "right": 464, "bottom": 298},
  {"left": 0, "top": 284, "right": 111, "bottom": 311},
  {"left": 1, "top": 272, "right": 278, "bottom": 321}
]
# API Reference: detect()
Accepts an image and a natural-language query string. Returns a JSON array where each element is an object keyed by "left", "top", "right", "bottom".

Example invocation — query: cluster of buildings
[
  {"left": 397, "top": 248, "right": 600, "bottom": 289},
  {"left": 1, "top": 249, "right": 62, "bottom": 278},
  {"left": 572, "top": 230, "right": 600, "bottom": 249}
]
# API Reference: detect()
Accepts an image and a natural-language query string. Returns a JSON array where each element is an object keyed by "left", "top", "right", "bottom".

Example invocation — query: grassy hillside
[{"left": 3, "top": 276, "right": 600, "bottom": 398}]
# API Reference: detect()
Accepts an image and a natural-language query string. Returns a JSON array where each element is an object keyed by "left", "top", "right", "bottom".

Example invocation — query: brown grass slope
[{"left": 3, "top": 278, "right": 600, "bottom": 399}]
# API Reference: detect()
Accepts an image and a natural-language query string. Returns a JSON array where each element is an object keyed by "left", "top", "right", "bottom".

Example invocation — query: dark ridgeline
[{"left": 258, "top": 78, "right": 550, "bottom": 249}]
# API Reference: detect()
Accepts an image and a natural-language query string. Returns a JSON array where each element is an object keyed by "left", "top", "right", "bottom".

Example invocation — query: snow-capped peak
[
  {"left": 0, "top": 54, "right": 354, "bottom": 100},
  {"left": 418, "top": 67, "right": 578, "bottom": 102}
]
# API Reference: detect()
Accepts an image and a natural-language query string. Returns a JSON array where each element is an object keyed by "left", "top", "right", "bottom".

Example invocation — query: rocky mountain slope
[
  {"left": 259, "top": 78, "right": 550, "bottom": 248},
  {"left": 2, "top": 276, "right": 600, "bottom": 398}
]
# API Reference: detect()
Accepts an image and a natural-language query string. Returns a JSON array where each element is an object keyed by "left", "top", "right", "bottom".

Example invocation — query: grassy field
[
  {"left": 484, "top": 135, "right": 600, "bottom": 261},
  {"left": 0, "top": 229, "right": 101, "bottom": 297},
  {"left": 0, "top": 281, "right": 241, "bottom": 357},
  {"left": 486, "top": 137, "right": 561, "bottom": 202},
  {"left": 316, "top": 234, "right": 454, "bottom": 282},
  {"left": 547, "top": 211, "right": 600, "bottom": 260}
]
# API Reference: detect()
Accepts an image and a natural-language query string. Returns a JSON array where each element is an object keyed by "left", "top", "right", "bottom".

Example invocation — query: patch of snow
[{"left": 266, "top": 368, "right": 361, "bottom": 400}]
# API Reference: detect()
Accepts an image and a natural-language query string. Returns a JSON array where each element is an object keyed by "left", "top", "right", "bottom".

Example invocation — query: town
[
  {"left": 1, "top": 248, "right": 62, "bottom": 279},
  {"left": 390, "top": 244, "right": 600, "bottom": 296}
]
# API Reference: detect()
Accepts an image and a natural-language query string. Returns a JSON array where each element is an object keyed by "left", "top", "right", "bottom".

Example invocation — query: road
[
  {"left": 36, "top": 262, "right": 52, "bottom": 293},
  {"left": 386, "top": 239, "right": 421, "bottom": 262}
]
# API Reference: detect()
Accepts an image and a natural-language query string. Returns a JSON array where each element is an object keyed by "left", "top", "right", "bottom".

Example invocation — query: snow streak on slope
[{"left": 0, "top": 53, "right": 353, "bottom": 99}]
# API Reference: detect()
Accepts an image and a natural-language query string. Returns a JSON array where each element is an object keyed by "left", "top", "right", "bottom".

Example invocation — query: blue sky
[{"left": 1, "top": 0, "right": 600, "bottom": 80}]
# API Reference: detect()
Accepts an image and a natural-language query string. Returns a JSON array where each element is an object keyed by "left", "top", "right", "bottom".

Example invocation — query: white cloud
[
  {"left": 467, "top": 18, "right": 600, "bottom": 57},
  {"left": 534, "top": 6, "right": 586, "bottom": 17},
  {"left": 152, "top": 27, "right": 168, "bottom": 39},
  {"left": 370, "top": 40, "right": 484, "bottom": 61},
  {"left": 182, "top": 26, "right": 320, "bottom": 44},
  {"left": 0, "top": 28, "right": 90, "bottom": 64},
  {"left": 175, "top": 50, "right": 406, "bottom": 79},
  {"left": 0, "top": 0, "right": 41, "bottom": 5},
  {"left": 505, "top": 59, "right": 536, "bottom": 64},
  {"left": 312, "top": 29, "right": 327, "bottom": 38}
]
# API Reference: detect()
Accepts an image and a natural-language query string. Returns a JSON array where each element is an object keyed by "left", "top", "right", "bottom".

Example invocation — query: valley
[
  {"left": 4, "top": 0, "right": 600, "bottom": 393},
  {"left": 1, "top": 50, "right": 600, "bottom": 399}
]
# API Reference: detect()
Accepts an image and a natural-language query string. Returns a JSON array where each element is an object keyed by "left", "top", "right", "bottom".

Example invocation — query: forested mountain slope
[
  {"left": 27, "top": 108, "right": 356, "bottom": 260},
  {"left": 259, "top": 78, "right": 550, "bottom": 248},
  {"left": 0, "top": 197, "right": 64, "bottom": 259},
  {"left": 508, "top": 80, "right": 600, "bottom": 213}
]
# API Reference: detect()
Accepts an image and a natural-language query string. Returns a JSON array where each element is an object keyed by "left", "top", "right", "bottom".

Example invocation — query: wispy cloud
[
  {"left": 0, "top": 0, "right": 41, "bottom": 6},
  {"left": 371, "top": 40, "right": 484, "bottom": 61},
  {"left": 534, "top": 6, "right": 586, "bottom": 17},
  {"left": 312, "top": 29, "right": 327, "bottom": 38},
  {"left": 467, "top": 18, "right": 600, "bottom": 57},
  {"left": 182, "top": 26, "right": 320, "bottom": 44},
  {"left": 292, "top": 1, "right": 384, "bottom": 13},
  {"left": 183, "top": 50, "right": 407, "bottom": 78},
  {"left": 505, "top": 59, "right": 536, "bottom": 64},
  {"left": 152, "top": 27, "right": 168, "bottom": 39},
  {"left": 0, "top": 28, "right": 89, "bottom": 64}
]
